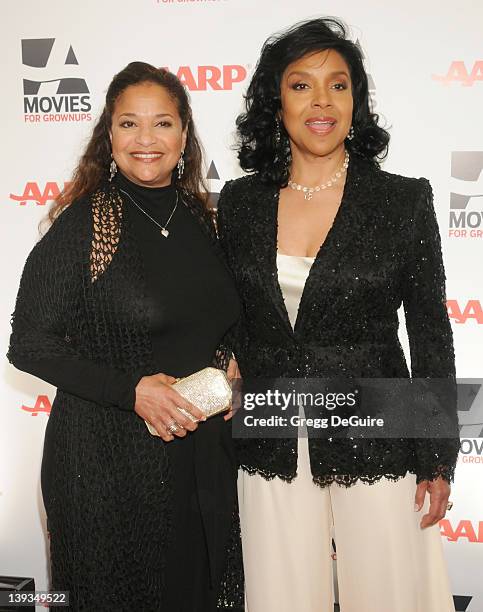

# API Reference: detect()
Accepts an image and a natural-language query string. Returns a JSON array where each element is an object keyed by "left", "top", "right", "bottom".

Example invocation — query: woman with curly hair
[
  {"left": 217, "top": 18, "right": 458, "bottom": 612},
  {"left": 8, "top": 62, "right": 241, "bottom": 610}
]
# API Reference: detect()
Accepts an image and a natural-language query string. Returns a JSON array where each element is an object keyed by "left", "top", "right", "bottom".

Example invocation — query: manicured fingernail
[{"left": 414, "top": 503, "right": 420, "bottom": 512}]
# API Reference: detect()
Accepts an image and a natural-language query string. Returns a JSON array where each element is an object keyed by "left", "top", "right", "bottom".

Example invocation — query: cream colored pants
[{"left": 237, "top": 437, "right": 455, "bottom": 612}]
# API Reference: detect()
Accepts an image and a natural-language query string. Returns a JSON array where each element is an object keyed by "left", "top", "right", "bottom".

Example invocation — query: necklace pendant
[
  {"left": 160, "top": 228, "right": 169, "bottom": 238},
  {"left": 289, "top": 151, "right": 350, "bottom": 200}
]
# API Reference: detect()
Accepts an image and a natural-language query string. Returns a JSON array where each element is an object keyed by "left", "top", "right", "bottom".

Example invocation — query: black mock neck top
[{"left": 115, "top": 171, "right": 240, "bottom": 379}]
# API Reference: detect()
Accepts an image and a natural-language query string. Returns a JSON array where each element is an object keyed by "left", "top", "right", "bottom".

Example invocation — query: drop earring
[
  {"left": 109, "top": 156, "right": 117, "bottom": 181},
  {"left": 177, "top": 151, "right": 185, "bottom": 179},
  {"left": 275, "top": 118, "right": 281, "bottom": 145},
  {"left": 347, "top": 126, "right": 355, "bottom": 141}
]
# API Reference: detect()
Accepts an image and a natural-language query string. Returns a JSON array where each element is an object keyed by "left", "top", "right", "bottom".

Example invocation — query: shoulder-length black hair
[{"left": 236, "top": 18, "right": 390, "bottom": 186}]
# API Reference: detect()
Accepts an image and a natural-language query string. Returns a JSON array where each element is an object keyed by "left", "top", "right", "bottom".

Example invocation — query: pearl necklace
[{"left": 288, "top": 151, "right": 350, "bottom": 201}]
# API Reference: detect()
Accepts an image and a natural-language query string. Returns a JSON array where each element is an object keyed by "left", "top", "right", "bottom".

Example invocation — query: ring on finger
[
  {"left": 176, "top": 406, "right": 198, "bottom": 423},
  {"left": 167, "top": 420, "right": 181, "bottom": 434}
]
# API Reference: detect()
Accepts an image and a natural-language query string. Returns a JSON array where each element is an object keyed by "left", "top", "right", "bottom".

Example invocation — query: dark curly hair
[
  {"left": 51, "top": 62, "right": 207, "bottom": 222},
  {"left": 237, "top": 18, "right": 390, "bottom": 186}
]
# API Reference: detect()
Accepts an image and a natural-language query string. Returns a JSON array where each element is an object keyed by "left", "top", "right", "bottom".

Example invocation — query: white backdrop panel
[{"left": 1, "top": 1, "right": 482, "bottom": 608}]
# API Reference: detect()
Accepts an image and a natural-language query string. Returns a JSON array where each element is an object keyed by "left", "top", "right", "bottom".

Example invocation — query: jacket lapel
[
  {"left": 240, "top": 155, "right": 377, "bottom": 339},
  {"left": 295, "top": 155, "right": 377, "bottom": 334},
  {"left": 247, "top": 181, "right": 295, "bottom": 337}
]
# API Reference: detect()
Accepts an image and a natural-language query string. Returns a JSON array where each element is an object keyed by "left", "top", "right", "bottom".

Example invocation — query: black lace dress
[{"left": 8, "top": 172, "right": 240, "bottom": 611}]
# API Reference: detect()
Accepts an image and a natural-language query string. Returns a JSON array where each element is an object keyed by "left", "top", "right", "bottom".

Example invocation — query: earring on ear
[
  {"left": 275, "top": 118, "right": 281, "bottom": 145},
  {"left": 347, "top": 126, "right": 355, "bottom": 141},
  {"left": 109, "top": 155, "right": 117, "bottom": 181},
  {"left": 177, "top": 151, "right": 185, "bottom": 179},
  {"left": 274, "top": 117, "right": 291, "bottom": 175}
]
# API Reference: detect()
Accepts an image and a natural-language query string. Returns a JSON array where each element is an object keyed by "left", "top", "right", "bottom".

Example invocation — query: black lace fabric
[
  {"left": 8, "top": 183, "right": 243, "bottom": 610},
  {"left": 217, "top": 154, "right": 459, "bottom": 488}
]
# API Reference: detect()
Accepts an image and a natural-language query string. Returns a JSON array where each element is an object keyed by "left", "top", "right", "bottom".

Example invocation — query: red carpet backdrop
[{"left": 1, "top": 1, "right": 482, "bottom": 609}]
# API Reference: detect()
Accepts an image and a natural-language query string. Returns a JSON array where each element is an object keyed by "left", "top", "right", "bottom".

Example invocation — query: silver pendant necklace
[
  {"left": 288, "top": 151, "right": 350, "bottom": 201},
  {"left": 119, "top": 188, "right": 178, "bottom": 238}
]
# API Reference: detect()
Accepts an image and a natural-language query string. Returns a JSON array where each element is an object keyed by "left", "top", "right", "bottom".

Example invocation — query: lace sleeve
[
  {"left": 402, "top": 179, "right": 459, "bottom": 482},
  {"left": 7, "top": 199, "right": 140, "bottom": 410},
  {"left": 213, "top": 338, "right": 235, "bottom": 372}
]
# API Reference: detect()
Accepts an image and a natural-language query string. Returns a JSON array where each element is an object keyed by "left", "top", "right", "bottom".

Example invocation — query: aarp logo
[
  {"left": 162, "top": 65, "right": 247, "bottom": 91},
  {"left": 9, "top": 181, "right": 70, "bottom": 206},
  {"left": 440, "top": 518, "right": 483, "bottom": 543},
  {"left": 21, "top": 395, "right": 52, "bottom": 416},
  {"left": 433, "top": 60, "right": 483, "bottom": 86},
  {"left": 447, "top": 300, "right": 483, "bottom": 324}
]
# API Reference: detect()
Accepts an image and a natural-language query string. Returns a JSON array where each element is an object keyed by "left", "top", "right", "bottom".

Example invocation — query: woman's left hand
[
  {"left": 414, "top": 477, "right": 451, "bottom": 528},
  {"left": 224, "top": 358, "right": 241, "bottom": 421}
]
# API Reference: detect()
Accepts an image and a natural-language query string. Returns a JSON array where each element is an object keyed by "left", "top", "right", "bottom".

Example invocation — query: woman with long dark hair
[
  {"left": 8, "top": 62, "right": 240, "bottom": 611},
  {"left": 218, "top": 19, "right": 458, "bottom": 612}
]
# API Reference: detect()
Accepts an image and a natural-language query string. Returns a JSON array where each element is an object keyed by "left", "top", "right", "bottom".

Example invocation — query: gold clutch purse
[{"left": 144, "top": 367, "right": 232, "bottom": 436}]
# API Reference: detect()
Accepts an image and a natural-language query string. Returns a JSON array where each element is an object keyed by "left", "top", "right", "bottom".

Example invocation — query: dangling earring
[
  {"left": 275, "top": 118, "right": 281, "bottom": 145},
  {"left": 274, "top": 117, "right": 291, "bottom": 177},
  {"left": 347, "top": 126, "right": 355, "bottom": 141},
  {"left": 177, "top": 151, "right": 185, "bottom": 179},
  {"left": 274, "top": 117, "right": 291, "bottom": 172},
  {"left": 109, "top": 155, "right": 117, "bottom": 181},
  {"left": 274, "top": 117, "right": 283, "bottom": 160}
]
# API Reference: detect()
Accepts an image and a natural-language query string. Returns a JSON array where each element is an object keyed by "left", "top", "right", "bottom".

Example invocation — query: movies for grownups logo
[
  {"left": 448, "top": 152, "right": 483, "bottom": 238},
  {"left": 452, "top": 596, "right": 473, "bottom": 612},
  {"left": 206, "top": 160, "right": 221, "bottom": 209},
  {"left": 22, "top": 38, "right": 92, "bottom": 123},
  {"left": 457, "top": 380, "right": 483, "bottom": 439}
]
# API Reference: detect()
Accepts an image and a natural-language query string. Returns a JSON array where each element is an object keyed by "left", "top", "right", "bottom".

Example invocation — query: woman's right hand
[{"left": 134, "top": 373, "right": 205, "bottom": 442}]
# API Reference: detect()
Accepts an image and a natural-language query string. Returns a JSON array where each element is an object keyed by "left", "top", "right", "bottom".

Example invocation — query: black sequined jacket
[{"left": 217, "top": 154, "right": 459, "bottom": 487}]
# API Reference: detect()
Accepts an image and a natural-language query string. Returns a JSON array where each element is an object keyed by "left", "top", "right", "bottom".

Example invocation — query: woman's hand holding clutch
[
  {"left": 224, "top": 358, "right": 241, "bottom": 421},
  {"left": 134, "top": 373, "right": 206, "bottom": 442}
]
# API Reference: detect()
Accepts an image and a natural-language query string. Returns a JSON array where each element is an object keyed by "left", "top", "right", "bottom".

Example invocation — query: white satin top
[
  {"left": 276, "top": 252, "right": 315, "bottom": 329},
  {"left": 276, "top": 252, "right": 315, "bottom": 443}
]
